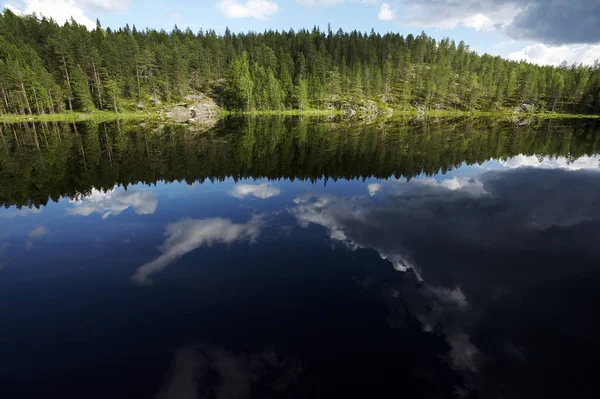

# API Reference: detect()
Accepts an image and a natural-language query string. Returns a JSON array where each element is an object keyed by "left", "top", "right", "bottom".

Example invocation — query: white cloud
[
  {"left": 67, "top": 188, "right": 158, "bottom": 219},
  {"left": 131, "top": 215, "right": 264, "bottom": 285},
  {"left": 0, "top": 206, "right": 42, "bottom": 219},
  {"left": 292, "top": 193, "right": 420, "bottom": 276},
  {"left": 25, "top": 224, "right": 49, "bottom": 249},
  {"left": 4, "top": 0, "right": 95, "bottom": 29},
  {"left": 378, "top": 3, "right": 394, "bottom": 21},
  {"left": 508, "top": 43, "right": 600, "bottom": 66},
  {"left": 297, "top": 0, "right": 377, "bottom": 7},
  {"left": 400, "top": 0, "right": 520, "bottom": 32},
  {"left": 396, "top": 176, "right": 488, "bottom": 197},
  {"left": 80, "top": 0, "right": 130, "bottom": 11},
  {"left": 3, "top": 1, "right": 131, "bottom": 30},
  {"left": 216, "top": 0, "right": 279, "bottom": 19},
  {"left": 229, "top": 183, "right": 280, "bottom": 199},
  {"left": 447, "top": 331, "right": 480, "bottom": 372},
  {"left": 28, "top": 225, "right": 49, "bottom": 238},
  {"left": 297, "top": 0, "right": 344, "bottom": 6},
  {"left": 367, "top": 183, "right": 383, "bottom": 196},
  {"left": 499, "top": 154, "right": 600, "bottom": 170},
  {"left": 429, "top": 286, "right": 468, "bottom": 308}
]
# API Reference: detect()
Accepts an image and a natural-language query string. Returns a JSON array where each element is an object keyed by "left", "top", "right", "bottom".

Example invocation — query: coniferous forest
[
  {"left": 2, "top": 117, "right": 599, "bottom": 208},
  {"left": 1, "top": 9, "right": 600, "bottom": 116}
]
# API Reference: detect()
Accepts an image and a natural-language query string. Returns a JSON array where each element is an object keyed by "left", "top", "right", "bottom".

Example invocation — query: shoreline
[{"left": 0, "top": 109, "right": 597, "bottom": 123}]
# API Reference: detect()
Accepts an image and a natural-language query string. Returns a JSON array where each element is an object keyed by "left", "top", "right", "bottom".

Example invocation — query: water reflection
[
  {"left": 0, "top": 116, "right": 599, "bottom": 399},
  {"left": 25, "top": 225, "right": 49, "bottom": 250},
  {"left": 157, "top": 344, "right": 303, "bottom": 399},
  {"left": 67, "top": 188, "right": 158, "bottom": 219},
  {"left": 1, "top": 116, "right": 599, "bottom": 208},
  {"left": 228, "top": 183, "right": 281, "bottom": 199},
  {"left": 132, "top": 215, "right": 264, "bottom": 285}
]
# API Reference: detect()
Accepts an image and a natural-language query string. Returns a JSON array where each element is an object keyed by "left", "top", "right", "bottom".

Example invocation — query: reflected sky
[
  {"left": 1, "top": 121, "right": 600, "bottom": 398},
  {"left": 67, "top": 188, "right": 159, "bottom": 219}
]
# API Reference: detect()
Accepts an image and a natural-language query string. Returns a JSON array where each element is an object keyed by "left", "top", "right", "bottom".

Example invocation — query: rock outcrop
[
  {"left": 342, "top": 100, "right": 389, "bottom": 120},
  {"left": 164, "top": 93, "right": 221, "bottom": 125},
  {"left": 514, "top": 103, "right": 535, "bottom": 113},
  {"left": 166, "top": 105, "right": 191, "bottom": 123}
]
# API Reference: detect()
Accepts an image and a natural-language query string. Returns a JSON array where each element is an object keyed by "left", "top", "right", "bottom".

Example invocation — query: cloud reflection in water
[
  {"left": 229, "top": 183, "right": 281, "bottom": 199},
  {"left": 132, "top": 215, "right": 264, "bottom": 285},
  {"left": 292, "top": 167, "right": 600, "bottom": 379},
  {"left": 67, "top": 188, "right": 158, "bottom": 219}
]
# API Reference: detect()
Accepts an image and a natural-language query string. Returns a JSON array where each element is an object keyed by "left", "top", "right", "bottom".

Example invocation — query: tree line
[
  {"left": 0, "top": 9, "right": 599, "bottom": 115},
  {"left": 1, "top": 116, "right": 599, "bottom": 208}
]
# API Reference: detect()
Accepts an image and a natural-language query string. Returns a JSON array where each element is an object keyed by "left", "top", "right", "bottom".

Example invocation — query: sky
[{"left": 3, "top": 0, "right": 600, "bottom": 66}]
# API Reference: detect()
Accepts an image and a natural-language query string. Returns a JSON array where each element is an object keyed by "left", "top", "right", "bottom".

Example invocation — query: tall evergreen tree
[
  {"left": 70, "top": 65, "right": 95, "bottom": 112},
  {"left": 0, "top": 10, "right": 599, "bottom": 115}
]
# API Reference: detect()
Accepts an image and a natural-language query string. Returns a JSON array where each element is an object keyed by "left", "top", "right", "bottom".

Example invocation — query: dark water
[{"left": 1, "top": 116, "right": 600, "bottom": 399}]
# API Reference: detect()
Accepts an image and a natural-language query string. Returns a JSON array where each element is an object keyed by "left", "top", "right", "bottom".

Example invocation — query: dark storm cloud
[
  {"left": 506, "top": 0, "right": 600, "bottom": 45},
  {"left": 400, "top": 0, "right": 600, "bottom": 45}
]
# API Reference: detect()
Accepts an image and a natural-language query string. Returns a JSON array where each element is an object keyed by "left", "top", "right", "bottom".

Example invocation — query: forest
[
  {"left": 0, "top": 9, "right": 600, "bottom": 116},
  {"left": 1, "top": 116, "right": 599, "bottom": 208}
]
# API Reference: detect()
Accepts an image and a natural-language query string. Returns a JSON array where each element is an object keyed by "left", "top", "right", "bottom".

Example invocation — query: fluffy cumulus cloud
[
  {"left": 378, "top": 3, "right": 394, "bottom": 21},
  {"left": 132, "top": 215, "right": 264, "bottom": 285},
  {"left": 67, "top": 188, "right": 158, "bottom": 219},
  {"left": 428, "top": 286, "right": 468, "bottom": 308},
  {"left": 367, "top": 183, "right": 383, "bottom": 196},
  {"left": 25, "top": 224, "right": 49, "bottom": 249},
  {"left": 499, "top": 154, "right": 600, "bottom": 170},
  {"left": 372, "top": 0, "right": 521, "bottom": 31},
  {"left": 3, "top": 1, "right": 131, "bottom": 30},
  {"left": 216, "top": 0, "right": 279, "bottom": 19},
  {"left": 229, "top": 183, "right": 280, "bottom": 199},
  {"left": 297, "top": 0, "right": 374, "bottom": 7},
  {"left": 508, "top": 43, "right": 600, "bottom": 66},
  {"left": 79, "top": 0, "right": 129, "bottom": 11}
]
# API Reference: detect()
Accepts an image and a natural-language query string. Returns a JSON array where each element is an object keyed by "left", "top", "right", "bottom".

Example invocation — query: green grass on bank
[
  {"left": 0, "top": 110, "right": 157, "bottom": 123},
  {"left": 0, "top": 108, "right": 597, "bottom": 123}
]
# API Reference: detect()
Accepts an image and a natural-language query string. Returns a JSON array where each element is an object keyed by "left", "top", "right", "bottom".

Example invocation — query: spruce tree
[{"left": 70, "top": 65, "right": 95, "bottom": 112}]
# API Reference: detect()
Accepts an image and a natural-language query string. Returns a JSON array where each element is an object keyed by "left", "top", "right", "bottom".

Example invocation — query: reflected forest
[{"left": 2, "top": 116, "right": 599, "bottom": 208}]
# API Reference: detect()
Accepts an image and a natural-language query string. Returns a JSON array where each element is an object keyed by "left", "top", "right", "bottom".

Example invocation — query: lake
[{"left": 1, "top": 116, "right": 599, "bottom": 398}]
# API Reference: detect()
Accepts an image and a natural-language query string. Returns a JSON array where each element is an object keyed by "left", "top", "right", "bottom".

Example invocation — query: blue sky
[{"left": 3, "top": 0, "right": 600, "bottom": 65}]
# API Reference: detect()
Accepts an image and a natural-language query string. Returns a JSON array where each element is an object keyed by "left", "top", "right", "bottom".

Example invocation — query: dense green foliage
[
  {"left": 1, "top": 10, "right": 600, "bottom": 115},
  {"left": 1, "top": 116, "right": 598, "bottom": 208}
]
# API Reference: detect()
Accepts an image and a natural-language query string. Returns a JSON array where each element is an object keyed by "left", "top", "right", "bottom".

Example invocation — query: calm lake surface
[{"left": 1, "top": 116, "right": 600, "bottom": 398}]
